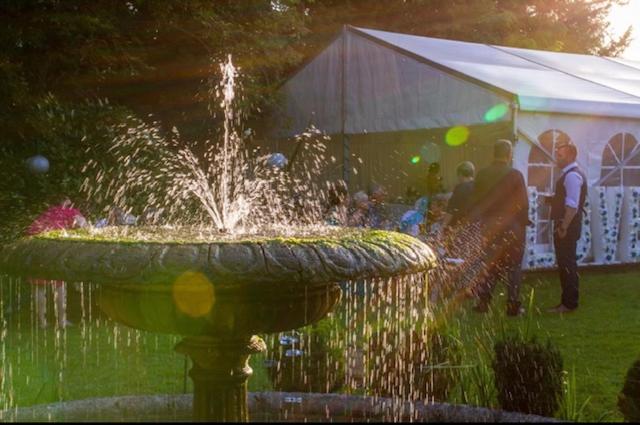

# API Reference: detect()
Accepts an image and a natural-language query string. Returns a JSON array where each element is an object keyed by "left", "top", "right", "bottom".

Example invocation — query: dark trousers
[
  {"left": 476, "top": 223, "right": 525, "bottom": 309},
  {"left": 553, "top": 223, "right": 580, "bottom": 309}
]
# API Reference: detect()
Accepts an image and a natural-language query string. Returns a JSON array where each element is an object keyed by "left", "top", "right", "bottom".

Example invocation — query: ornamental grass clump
[
  {"left": 492, "top": 334, "right": 563, "bottom": 417},
  {"left": 618, "top": 358, "right": 640, "bottom": 422}
]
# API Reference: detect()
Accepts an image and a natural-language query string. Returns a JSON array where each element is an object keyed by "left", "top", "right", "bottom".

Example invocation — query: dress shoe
[
  {"left": 506, "top": 301, "right": 524, "bottom": 317},
  {"left": 547, "top": 304, "right": 576, "bottom": 314},
  {"left": 507, "top": 306, "right": 526, "bottom": 317}
]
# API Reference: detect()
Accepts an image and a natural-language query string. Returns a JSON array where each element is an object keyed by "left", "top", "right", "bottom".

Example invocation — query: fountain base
[
  {"left": 1, "top": 393, "right": 561, "bottom": 422},
  {"left": 175, "top": 335, "right": 266, "bottom": 422}
]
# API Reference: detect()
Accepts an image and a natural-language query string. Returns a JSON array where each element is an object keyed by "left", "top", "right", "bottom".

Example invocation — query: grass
[
  {"left": 447, "top": 268, "right": 640, "bottom": 421},
  {"left": 1, "top": 321, "right": 272, "bottom": 409},
  {"left": 0, "top": 284, "right": 272, "bottom": 410},
  {"left": 1, "top": 268, "right": 639, "bottom": 422}
]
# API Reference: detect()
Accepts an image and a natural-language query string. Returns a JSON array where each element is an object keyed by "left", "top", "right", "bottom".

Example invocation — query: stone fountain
[
  {"left": 0, "top": 229, "right": 436, "bottom": 421},
  {"left": 0, "top": 57, "right": 438, "bottom": 422}
]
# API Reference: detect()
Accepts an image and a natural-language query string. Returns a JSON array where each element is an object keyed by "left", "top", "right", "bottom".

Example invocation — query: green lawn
[
  {"left": 1, "top": 317, "right": 273, "bottom": 410},
  {"left": 1, "top": 269, "right": 639, "bottom": 421},
  {"left": 447, "top": 268, "right": 640, "bottom": 422}
]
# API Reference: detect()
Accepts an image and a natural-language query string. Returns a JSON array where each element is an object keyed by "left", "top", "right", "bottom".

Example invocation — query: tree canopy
[{"left": 300, "top": 0, "right": 631, "bottom": 57}]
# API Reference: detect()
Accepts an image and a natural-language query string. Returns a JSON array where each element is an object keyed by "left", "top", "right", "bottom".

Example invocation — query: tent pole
[
  {"left": 341, "top": 25, "right": 350, "bottom": 186},
  {"left": 511, "top": 99, "right": 519, "bottom": 144}
]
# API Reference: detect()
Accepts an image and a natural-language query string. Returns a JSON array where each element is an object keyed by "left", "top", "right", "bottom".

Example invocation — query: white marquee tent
[{"left": 275, "top": 26, "right": 640, "bottom": 268}]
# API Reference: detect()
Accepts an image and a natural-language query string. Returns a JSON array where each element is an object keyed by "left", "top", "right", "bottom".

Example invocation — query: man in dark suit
[
  {"left": 544, "top": 140, "right": 587, "bottom": 313},
  {"left": 469, "top": 139, "right": 530, "bottom": 316}
]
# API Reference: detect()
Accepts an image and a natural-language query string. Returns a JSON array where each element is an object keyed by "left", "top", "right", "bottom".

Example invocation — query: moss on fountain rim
[
  {"left": 34, "top": 225, "right": 387, "bottom": 245},
  {"left": 0, "top": 227, "right": 436, "bottom": 288}
]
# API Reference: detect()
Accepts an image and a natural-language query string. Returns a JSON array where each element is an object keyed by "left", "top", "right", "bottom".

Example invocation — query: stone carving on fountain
[{"left": 0, "top": 230, "right": 435, "bottom": 287}]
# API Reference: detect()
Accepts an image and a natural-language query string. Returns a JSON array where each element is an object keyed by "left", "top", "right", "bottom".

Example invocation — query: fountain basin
[
  {"left": 0, "top": 227, "right": 437, "bottom": 422},
  {"left": 0, "top": 228, "right": 435, "bottom": 287},
  {"left": 0, "top": 228, "right": 435, "bottom": 336}
]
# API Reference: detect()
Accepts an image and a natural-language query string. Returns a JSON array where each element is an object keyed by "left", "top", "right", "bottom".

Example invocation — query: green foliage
[
  {"left": 419, "top": 330, "right": 464, "bottom": 401},
  {"left": 0, "top": 93, "right": 132, "bottom": 243},
  {"left": 303, "top": 0, "right": 631, "bottom": 57},
  {"left": 618, "top": 358, "right": 640, "bottom": 422},
  {"left": 0, "top": 0, "right": 308, "bottom": 134},
  {"left": 453, "top": 325, "right": 498, "bottom": 408},
  {"left": 451, "top": 289, "right": 538, "bottom": 409},
  {"left": 558, "top": 365, "right": 592, "bottom": 422},
  {"left": 449, "top": 270, "right": 640, "bottom": 421},
  {"left": 492, "top": 334, "right": 564, "bottom": 417}
]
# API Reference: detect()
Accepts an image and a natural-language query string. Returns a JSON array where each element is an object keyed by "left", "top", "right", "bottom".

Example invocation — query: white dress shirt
[{"left": 562, "top": 161, "right": 583, "bottom": 209}]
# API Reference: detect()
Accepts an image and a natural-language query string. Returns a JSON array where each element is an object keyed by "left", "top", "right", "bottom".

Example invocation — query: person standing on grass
[
  {"left": 543, "top": 140, "right": 587, "bottom": 314},
  {"left": 468, "top": 139, "right": 529, "bottom": 317},
  {"left": 442, "top": 161, "right": 475, "bottom": 229}
]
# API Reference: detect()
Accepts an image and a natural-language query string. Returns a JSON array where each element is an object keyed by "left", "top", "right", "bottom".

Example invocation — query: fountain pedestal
[{"left": 176, "top": 335, "right": 266, "bottom": 422}]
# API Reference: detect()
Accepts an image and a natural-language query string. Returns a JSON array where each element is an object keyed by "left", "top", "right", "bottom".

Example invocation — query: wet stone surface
[{"left": 0, "top": 229, "right": 437, "bottom": 287}]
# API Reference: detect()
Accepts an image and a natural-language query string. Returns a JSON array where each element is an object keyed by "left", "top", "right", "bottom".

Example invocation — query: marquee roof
[
  {"left": 277, "top": 26, "right": 640, "bottom": 136},
  {"left": 356, "top": 27, "right": 640, "bottom": 118}
]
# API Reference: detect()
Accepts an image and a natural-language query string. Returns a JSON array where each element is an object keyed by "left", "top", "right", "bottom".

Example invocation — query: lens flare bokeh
[
  {"left": 172, "top": 271, "right": 215, "bottom": 318},
  {"left": 445, "top": 126, "right": 470, "bottom": 146},
  {"left": 483, "top": 103, "right": 509, "bottom": 123}
]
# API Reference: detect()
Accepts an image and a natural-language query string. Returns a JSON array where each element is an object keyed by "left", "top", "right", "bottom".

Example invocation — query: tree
[
  {"left": 0, "top": 1, "right": 310, "bottom": 237},
  {"left": 0, "top": 0, "right": 309, "bottom": 135},
  {"left": 296, "top": 0, "right": 631, "bottom": 60}
]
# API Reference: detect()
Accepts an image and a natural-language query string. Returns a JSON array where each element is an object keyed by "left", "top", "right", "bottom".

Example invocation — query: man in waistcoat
[
  {"left": 468, "top": 140, "right": 530, "bottom": 316},
  {"left": 545, "top": 140, "right": 587, "bottom": 313}
]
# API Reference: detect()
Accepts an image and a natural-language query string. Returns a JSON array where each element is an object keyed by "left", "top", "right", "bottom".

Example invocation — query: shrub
[
  {"left": 618, "top": 358, "right": 640, "bottom": 422},
  {"left": 492, "top": 334, "right": 563, "bottom": 417},
  {"left": 0, "top": 93, "right": 133, "bottom": 242}
]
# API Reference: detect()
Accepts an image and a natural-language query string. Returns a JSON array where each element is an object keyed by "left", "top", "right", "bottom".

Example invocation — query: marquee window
[
  {"left": 600, "top": 133, "right": 640, "bottom": 187},
  {"left": 527, "top": 130, "right": 570, "bottom": 245}
]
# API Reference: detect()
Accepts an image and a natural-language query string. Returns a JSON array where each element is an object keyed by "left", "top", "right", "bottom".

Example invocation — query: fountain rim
[
  {"left": 0, "top": 228, "right": 437, "bottom": 288},
  {"left": 24, "top": 226, "right": 408, "bottom": 245}
]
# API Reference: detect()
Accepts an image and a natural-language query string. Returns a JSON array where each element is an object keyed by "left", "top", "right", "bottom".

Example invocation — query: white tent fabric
[
  {"left": 514, "top": 112, "right": 640, "bottom": 187},
  {"left": 280, "top": 37, "right": 343, "bottom": 135},
  {"left": 495, "top": 45, "right": 640, "bottom": 98},
  {"left": 344, "top": 31, "right": 512, "bottom": 133},
  {"left": 277, "top": 26, "right": 640, "bottom": 267},
  {"left": 278, "top": 29, "right": 511, "bottom": 137},
  {"left": 608, "top": 57, "right": 640, "bottom": 72},
  {"left": 278, "top": 26, "right": 640, "bottom": 138},
  {"left": 514, "top": 112, "right": 640, "bottom": 266},
  {"left": 355, "top": 27, "right": 640, "bottom": 118}
]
